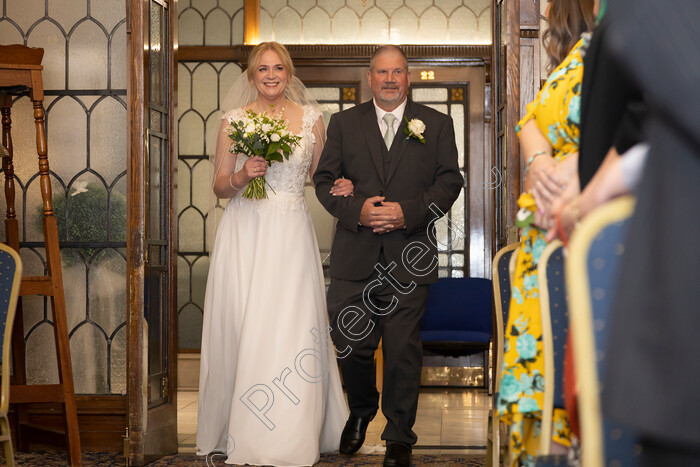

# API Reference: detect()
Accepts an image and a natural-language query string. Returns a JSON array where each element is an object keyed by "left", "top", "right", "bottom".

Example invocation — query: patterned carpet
[{"left": 2, "top": 450, "right": 486, "bottom": 466}]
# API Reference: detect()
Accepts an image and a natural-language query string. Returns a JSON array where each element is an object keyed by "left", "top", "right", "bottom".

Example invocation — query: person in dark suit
[
  {"left": 601, "top": 1, "right": 700, "bottom": 465},
  {"left": 548, "top": 0, "right": 648, "bottom": 241},
  {"left": 577, "top": 16, "right": 644, "bottom": 190},
  {"left": 313, "top": 45, "right": 463, "bottom": 467}
]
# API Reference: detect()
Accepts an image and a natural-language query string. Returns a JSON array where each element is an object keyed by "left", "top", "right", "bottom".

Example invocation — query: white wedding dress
[{"left": 196, "top": 105, "right": 348, "bottom": 466}]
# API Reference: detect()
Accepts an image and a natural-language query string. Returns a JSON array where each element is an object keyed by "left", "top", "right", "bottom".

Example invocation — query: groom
[{"left": 314, "top": 45, "right": 463, "bottom": 466}]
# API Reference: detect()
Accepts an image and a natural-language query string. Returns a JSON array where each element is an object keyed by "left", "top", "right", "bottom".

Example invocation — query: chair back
[
  {"left": 567, "top": 196, "right": 641, "bottom": 467},
  {"left": 491, "top": 243, "right": 519, "bottom": 393},
  {"left": 420, "top": 277, "right": 493, "bottom": 345},
  {"left": 538, "top": 240, "right": 568, "bottom": 454},
  {"left": 421, "top": 277, "right": 493, "bottom": 389},
  {"left": 0, "top": 243, "right": 22, "bottom": 414}
]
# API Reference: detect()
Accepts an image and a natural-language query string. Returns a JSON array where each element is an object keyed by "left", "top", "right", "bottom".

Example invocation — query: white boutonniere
[{"left": 403, "top": 117, "right": 426, "bottom": 143}]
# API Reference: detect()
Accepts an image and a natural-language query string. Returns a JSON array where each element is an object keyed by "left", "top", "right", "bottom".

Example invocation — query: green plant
[{"left": 34, "top": 181, "right": 127, "bottom": 264}]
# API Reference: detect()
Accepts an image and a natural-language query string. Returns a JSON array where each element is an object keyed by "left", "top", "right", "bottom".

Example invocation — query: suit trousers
[{"left": 327, "top": 251, "right": 429, "bottom": 446}]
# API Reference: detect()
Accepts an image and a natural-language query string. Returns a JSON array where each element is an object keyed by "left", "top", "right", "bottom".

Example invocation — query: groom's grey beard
[{"left": 378, "top": 87, "right": 403, "bottom": 105}]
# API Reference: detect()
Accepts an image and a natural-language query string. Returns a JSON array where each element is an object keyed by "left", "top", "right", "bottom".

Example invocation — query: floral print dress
[{"left": 496, "top": 37, "right": 586, "bottom": 467}]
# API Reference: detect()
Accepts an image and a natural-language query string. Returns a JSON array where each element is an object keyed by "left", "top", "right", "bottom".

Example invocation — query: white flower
[
  {"left": 403, "top": 117, "right": 426, "bottom": 143},
  {"left": 245, "top": 123, "right": 255, "bottom": 134},
  {"left": 407, "top": 118, "right": 426, "bottom": 137},
  {"left": 270, "top": 133, "right": 281, "bottom": 142},
  {"left": 516, "top": 208, "right": 531, "bottom": 222},
  {"left": 71, "top": 181, "right": 89, "bottom": 197},
  {"left": 261, "top": 123, "right": 272, "bottom": 133}
]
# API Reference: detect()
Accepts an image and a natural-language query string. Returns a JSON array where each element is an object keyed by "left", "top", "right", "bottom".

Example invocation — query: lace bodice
[{"left": 223, "top": 105, "right": 320, "bottom": 197}]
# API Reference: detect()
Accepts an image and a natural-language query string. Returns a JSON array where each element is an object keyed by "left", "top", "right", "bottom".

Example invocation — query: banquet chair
[
  {"left": 0, "top": 242, "right": 23, "bottom": 467},
  {"left": 419, "top": 277, "right": 493, "bottom": 389},
  {"left": 486, "top": 243, "right": 518, "bottom": 467},
  {"left": 567, "top": 196, "right": 641, "bottom": 467},
  {"left": 491, "top": 243, "right": 519, "bottom": 396},
  {"left": 509, "top": 247, "right": 518, "bottom": 284},
  {"left": 534, "top": 240, "right": 569, "bottom": 467}
]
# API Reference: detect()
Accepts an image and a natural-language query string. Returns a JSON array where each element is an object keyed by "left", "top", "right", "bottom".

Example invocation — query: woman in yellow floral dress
[{"left": 496, "top": 0, "right": 595, "bottom": 465}]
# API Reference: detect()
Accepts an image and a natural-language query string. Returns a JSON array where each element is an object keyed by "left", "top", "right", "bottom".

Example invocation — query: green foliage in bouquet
[
  {"left": 225, "top": 108, "right": 302, "bottom": 199},
  {"left": 34, "top": 181, "right": 127, "bottom": 265}
]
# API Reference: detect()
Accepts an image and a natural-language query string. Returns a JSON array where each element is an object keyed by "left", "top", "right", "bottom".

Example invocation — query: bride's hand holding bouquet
[{"left": 226, "top": 107, "right": 301, "bottom": 199}]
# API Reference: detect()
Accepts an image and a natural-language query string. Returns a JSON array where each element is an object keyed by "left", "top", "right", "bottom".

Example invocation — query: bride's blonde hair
[{"left": 246, "top": 42, "right": 295, "bottom": 82}]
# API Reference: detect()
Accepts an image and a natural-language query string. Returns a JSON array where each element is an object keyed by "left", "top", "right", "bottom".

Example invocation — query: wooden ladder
[{"left": 0, "top": 44, "right": 82, "bottom": 467}]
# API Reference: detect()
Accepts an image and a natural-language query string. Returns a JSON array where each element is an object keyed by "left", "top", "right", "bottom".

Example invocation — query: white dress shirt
[
  {"left": 373, "top": 98, "right": 407, "bottom": 137},
  {"left": 621, "top": 142, "right": 649, "bottom": 190}
]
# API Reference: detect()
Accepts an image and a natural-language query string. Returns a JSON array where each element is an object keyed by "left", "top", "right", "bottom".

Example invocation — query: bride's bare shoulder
[
  {"left": 289, "top": 101, "right": 322, "bottom": 121},
  {"left": 282, "top": 100, "right": 307, "bottom": 124},
  {"left": 285, "top": 100, "right": 304, "bottom": 115}
]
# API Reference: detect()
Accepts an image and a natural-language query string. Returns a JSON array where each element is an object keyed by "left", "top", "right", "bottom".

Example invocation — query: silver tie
[{"left": 383, "top": 113, "right": 396, "bottom": 149}]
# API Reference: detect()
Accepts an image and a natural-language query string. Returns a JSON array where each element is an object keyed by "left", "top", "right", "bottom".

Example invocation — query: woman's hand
[
  {"left": 533, "top": 209, "right": 554, "bottom": 231},
  {"left": 242, "top": 156, "right": 268, "bottom": 181},
  {"left": 539, "top": 153, "right": 580, "bottom": 219},
  {"left": 330, "top": 178, "right": 354, "bottom": 197},
  {"left": 549, "top": 175, "right": 580, "bottom": 221},
  {"left": 546, "top": 196, "right": 580, "bottom": 243},
  {"left": 528, "top": 155, "right": 565, "bottom": 212},
  {"left": 554, "top": 152, "right": 579, "bottom": 186}
]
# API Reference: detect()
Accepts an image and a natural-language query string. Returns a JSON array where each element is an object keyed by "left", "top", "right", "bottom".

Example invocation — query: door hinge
[
  {"left": 123, "top": 426, "right": 131, "bottom": 467},
  {"left": 147, "top": 380, "right": 152, "bottom": 404},
  {"left": 161, "top": 376, "right": 169, "bottom": 399}
]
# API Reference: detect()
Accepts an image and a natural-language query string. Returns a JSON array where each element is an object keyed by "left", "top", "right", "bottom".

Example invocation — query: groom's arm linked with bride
[{"left": 313, "top": 44, "right": 463, "bottom": 467}]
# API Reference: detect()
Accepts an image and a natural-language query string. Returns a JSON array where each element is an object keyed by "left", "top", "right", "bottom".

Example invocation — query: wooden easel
[{"left": 0, "top": 44, "right": 82, "bottom": 467}]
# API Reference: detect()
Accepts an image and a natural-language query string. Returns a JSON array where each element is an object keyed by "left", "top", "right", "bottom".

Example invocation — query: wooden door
[
  {"left": 492, "top": 0, "right": 542, "bottom": 249},
  {"left": 126, "top": 0, "right": 178, "bottom": 464}
]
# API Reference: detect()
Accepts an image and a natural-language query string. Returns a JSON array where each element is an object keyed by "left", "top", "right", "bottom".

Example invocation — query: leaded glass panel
[
  {"left": 177, "top": 60, "right": 243, "bottom": 349},
  {"left": 259, "top": 0, "right": 491, "bottom": 44},
  {"left": 178, "top": 0, "right": 245, "bottom": 46},
  {"left": 0, "top": 0, "right": 128, "bottom": 395},
  {"left": 409, "top": 84, "right": 468, "bottom": 278},
  {"left": 413, "top": 88, "right": 448, "bottom": 102}
]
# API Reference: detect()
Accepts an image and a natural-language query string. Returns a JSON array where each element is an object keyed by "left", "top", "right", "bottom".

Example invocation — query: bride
[{"left": 196, "top": 41, "right": 351, "bottom": 466}]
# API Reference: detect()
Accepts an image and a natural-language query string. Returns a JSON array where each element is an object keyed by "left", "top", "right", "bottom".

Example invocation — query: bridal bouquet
[{"left": 225, "top": 108, "right": 301, "bottom": 199}]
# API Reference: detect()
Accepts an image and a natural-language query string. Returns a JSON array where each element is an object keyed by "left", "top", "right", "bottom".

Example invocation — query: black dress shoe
[
  {"left": 339, "top": 413, "right": 375, "bottom": 454},
  {"left": 383, "top": 443, "right": 411, "bottom": 467}
]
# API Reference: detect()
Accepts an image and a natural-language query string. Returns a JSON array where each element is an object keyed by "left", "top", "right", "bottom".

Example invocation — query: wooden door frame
[
  {"left": 492, "top": 0, "right": 542, "bottom": 246},
  {"left": 127, "top": 0, "right": 179, "bottom": 464}
]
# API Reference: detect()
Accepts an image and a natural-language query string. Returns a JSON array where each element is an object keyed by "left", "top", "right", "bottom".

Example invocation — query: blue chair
[
  {"left": 487, "top": 243, "right": 519, "bottom": 467},
  {"left": 0, "top": 243, "right": 22, "bottom": 467},
  {"left": 420, "top": 277, "right": 493, "bottom": 389},
  {"left": 492, "top": 243, "right": 519, "bottom": 393},
  {"left": 567, "top": 196, "right": 641, "bottom": 467},
  {"left": 535, "top": 240, "right": 569, "bottom": 466}
]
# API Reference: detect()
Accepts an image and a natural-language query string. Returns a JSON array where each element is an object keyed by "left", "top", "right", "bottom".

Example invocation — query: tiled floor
[
  {"left": 178, "top": 388, "right": 490, "bottom": 456},
  {"left": 178, "top": 390, "right": 199, "bottom": 451}
]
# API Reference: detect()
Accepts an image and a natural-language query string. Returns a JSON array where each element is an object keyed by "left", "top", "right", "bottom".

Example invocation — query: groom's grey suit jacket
[{"left": 314, "top": 99, "right": 463, "bottom": 285}]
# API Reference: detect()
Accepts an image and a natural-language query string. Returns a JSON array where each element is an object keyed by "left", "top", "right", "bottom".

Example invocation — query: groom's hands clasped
[{"left": 359, "top": 196, "right": 406, "bottom": 234}]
